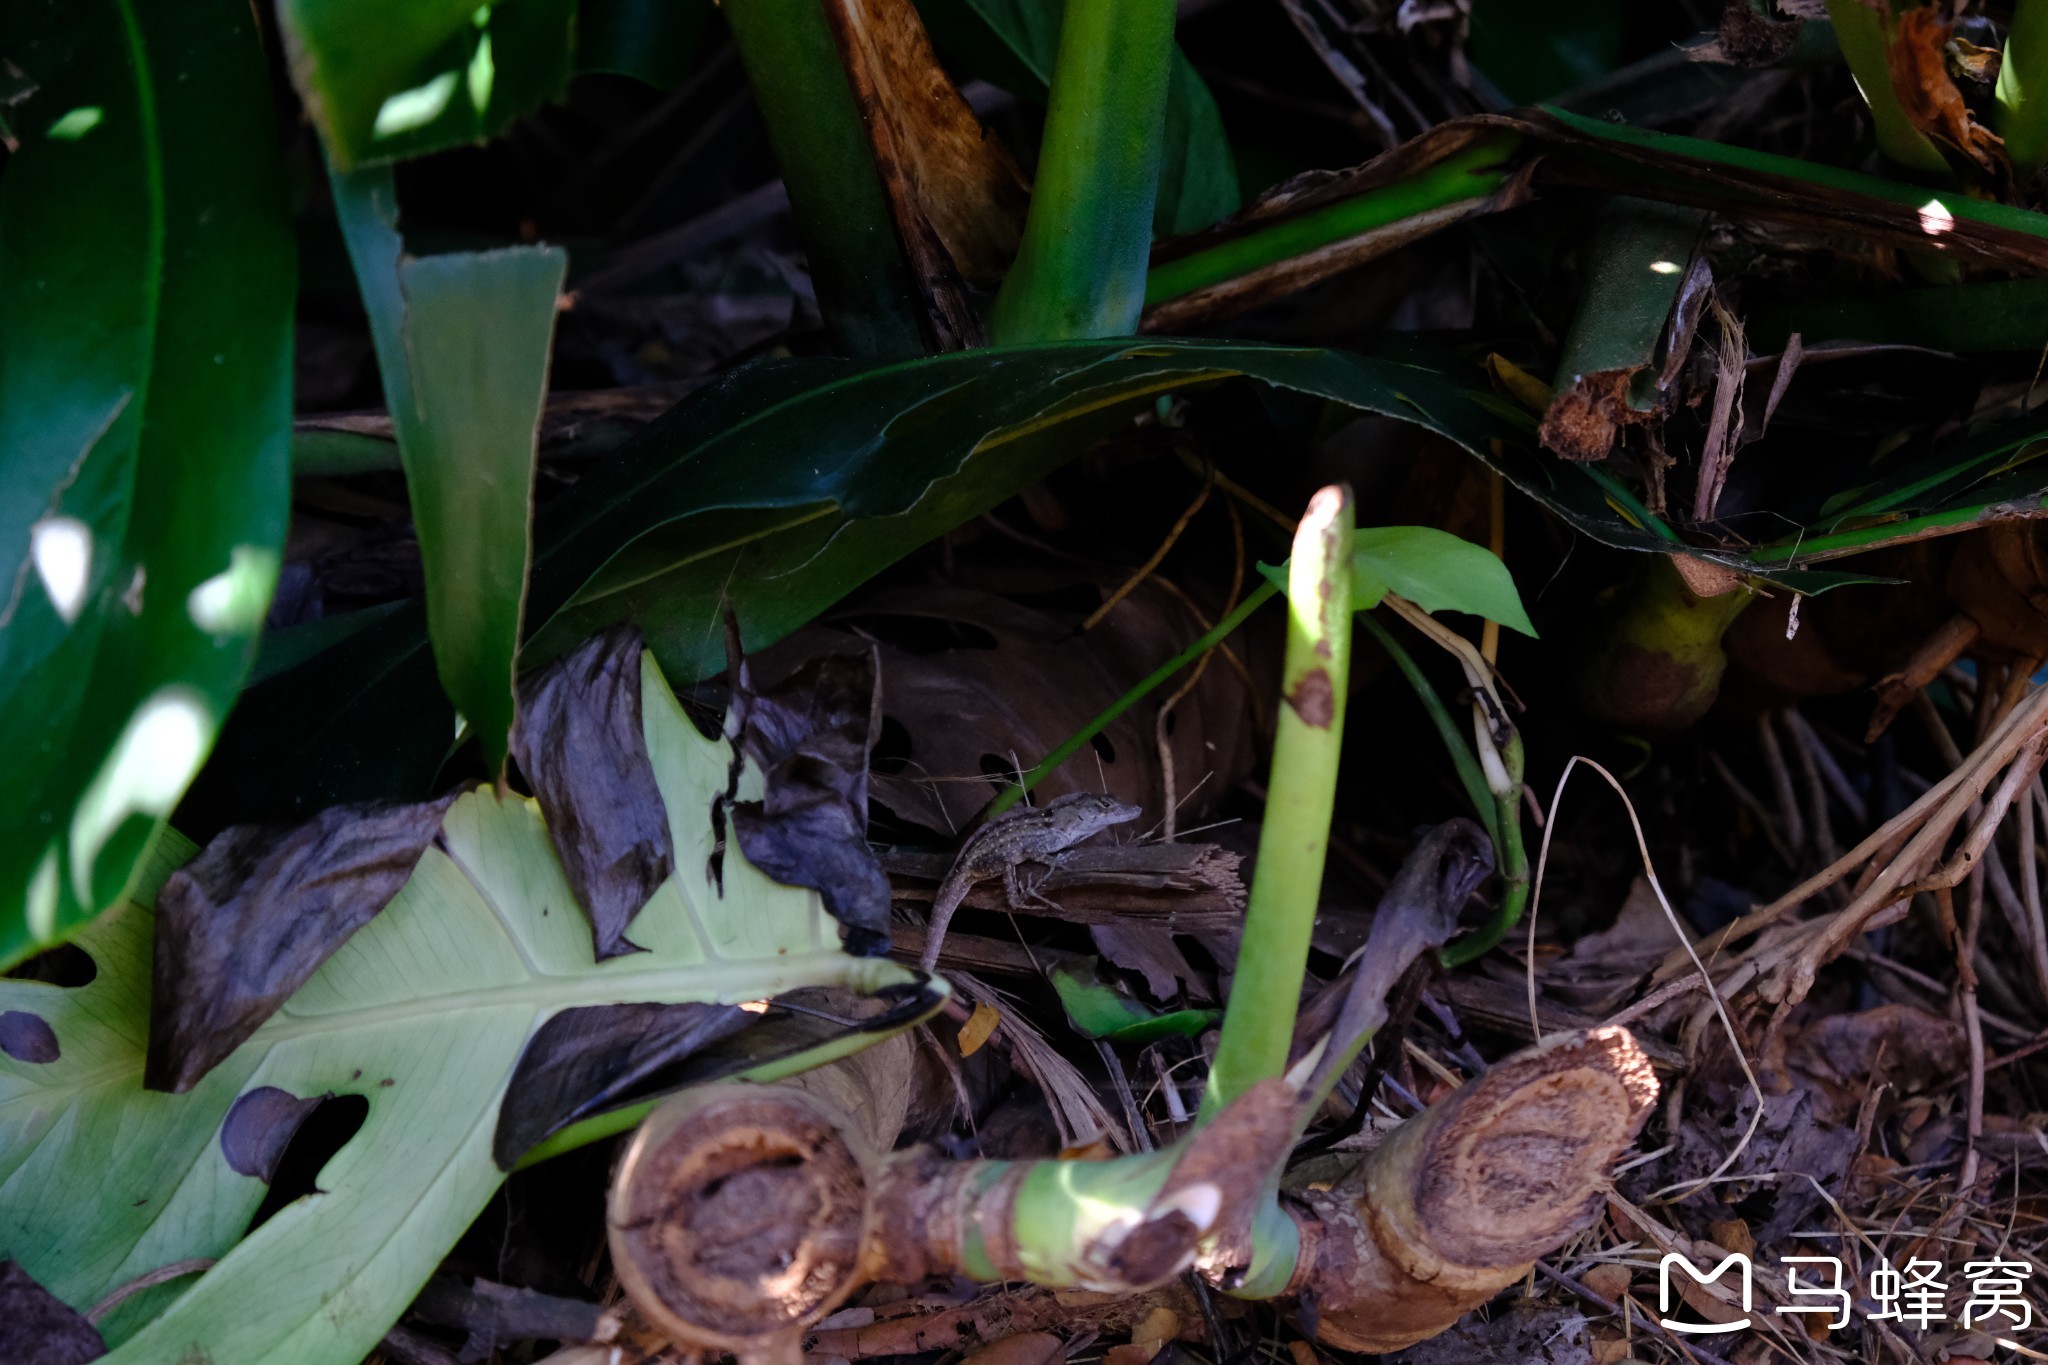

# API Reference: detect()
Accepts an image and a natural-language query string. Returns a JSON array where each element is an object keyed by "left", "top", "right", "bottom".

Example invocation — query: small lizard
[{"left": 919, "top": 791, "right": 1142, "bottom": 971}]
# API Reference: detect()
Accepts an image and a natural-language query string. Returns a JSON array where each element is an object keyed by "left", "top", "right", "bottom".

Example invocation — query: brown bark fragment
[{"left": 1296, "top": 1027, "right": 1658, "bottom": 1354}]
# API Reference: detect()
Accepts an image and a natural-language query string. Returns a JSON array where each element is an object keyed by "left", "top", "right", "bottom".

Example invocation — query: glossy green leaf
[
  {"left": 1051, "top": 959, "right": 1217, "bottom": 1043},
  {"left": 277, "top": 0, "right": 575, "bottom": 168},
  {"left": 330, "top": 164, "right": 563, "bottom": 774},
  {"left": 1256, "top": 527, "right": 1535, "bottom": 633},
  {"left": 195, "top": 336, "right": 1940, "bottom": 833},
  {"left": 941, "top": 0, "right": 1239, "bottom": 239},
  {"left": 3, "top": 653, "right": 942, "bottom": 1363},
  {"left": 0, "top": 0, "right": 294, "bottom": 968},
  {"left": 1352, "top": 527, "right": 1536, "bottom": 635}
]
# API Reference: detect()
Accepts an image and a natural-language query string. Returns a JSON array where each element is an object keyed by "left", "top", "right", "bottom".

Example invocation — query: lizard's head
[{"left": 1046, "top": 790, "right": 1143, "bottom": 829}]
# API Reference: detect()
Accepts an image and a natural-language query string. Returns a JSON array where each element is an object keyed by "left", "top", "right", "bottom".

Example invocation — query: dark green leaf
[
  {"left": 1151, "top": 50, "right": 1239, "bottom": 237},
  {"left": 1468, "top": 0, "right": 1623, "bottom": 104},
  {"left": 329, "top": 164, "right": 563, "bottom": 773},
  {"left": 1751, "top": 279, "right": 2048, "bottom": 355},
  {"left": 200, "top": 336, "right": 1962, "bottom": 829},
  {"left": 0, "top": 0, "right": 294, "bottom": 968},
  {"left": 576, "top": 0, "right": 714, "bottom": 87},
  {"left": 277, "top": 0, "right": 576, "bottom": 167}
]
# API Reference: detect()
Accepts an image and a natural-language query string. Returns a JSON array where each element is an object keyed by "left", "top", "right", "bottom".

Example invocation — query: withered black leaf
[
  {"left": 512, "top": 626, "right": 673, "bottom": 962},
  {"left": 726, "top": 633, "right": 892, "bottom": 955},
  {"left": 0, "top": 1260, "right": 105, "bottom": 1365},
  {"left": 1302, "top": 819, "right": 1492, "bottom": 1098},
  {"left": 0, "top": 1010, "right": 59, "bottom": 1064},
  {"left": 492, "top": 983, "right": 941, "bottom": 1168},
  {"left": 148, "top": 793, "right": 460, "bottom": 1094},
  {"left": 219, "top": 1085, "right": 331, "bottom": 1183},
  {"left": 491, "top": 1001, "right": 751, "bottom": 1169}
]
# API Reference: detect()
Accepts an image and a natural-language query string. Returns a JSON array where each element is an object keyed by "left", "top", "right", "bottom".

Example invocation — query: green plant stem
[
  {"left": 1823, "top": 0, "right": 1952, "bottom": 179},
  {"left": 1143, "top": 134, "right": 1518, "bottom": 308},
  {"left": 988, "top": 578, "right": 1280, "bottom": 818},
  {"left": 1357, "top": 613, "right": 1496, "bottom": 846},
  {"left": 2000, "top": 0, "right": 2048, "bottom": 179},
  {"left": 722, "top": 0, "right": 923, "bottom": 357},
  {"left": 1202, "top": 486, "right": 1354, "bottom": 1118},
  {"left": 1437, "top": 729, "right": 1528, "bottom": 967},
  {"left": 990, "top": 0, "right": 1178, "bottom": 342}
]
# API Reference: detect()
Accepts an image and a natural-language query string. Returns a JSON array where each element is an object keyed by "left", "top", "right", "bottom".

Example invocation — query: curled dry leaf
[
  {"left": 1767, "top": 1001, "right": 1966, "bottom": 1125},
  {"left": 0, "top": 1260, "right": 105, "bottom": 1365},
  {"left": 513, "top": 625, "right": 674, "bottom": 962},
  {"left": 727, "top": 640, "right": 893, "bottom": 956},
  {"left": 147, "top": 790, "right": 461, "bottom": 1093},
  {"left": 1887, "top": 7, "right": 2002, "bottom": 173},
  {"left": 1293, "top": 819, "right": 1492, "bottom": 1092}
]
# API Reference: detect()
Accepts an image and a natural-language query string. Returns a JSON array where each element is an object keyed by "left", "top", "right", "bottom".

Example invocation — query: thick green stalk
[
  {"left": 990, "top": 0, "right": 1178, "bottom": 342},
  {"left": 2001, "top": 0, "right": 2048, "bottom": 178},
  {"left": 723, "top": 0, "right": 923, "bottom": 357},
  {"left": 1145, "top": 135, "right": 1518, "bottom": 309},
  {"left": 1202, "top": 486, "right": 1354, "bottom": 1116},
  {"left": 1823, "top": 0, "right": 1952, "bottom": 180},
  {"left": 988, "top": 578, "right": 1280, "bottom": 819}
]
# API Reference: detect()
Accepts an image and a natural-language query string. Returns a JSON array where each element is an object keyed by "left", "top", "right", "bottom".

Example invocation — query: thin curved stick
[{"left": 1524, "top": 755, "right": 1767, "bottom": 1202}]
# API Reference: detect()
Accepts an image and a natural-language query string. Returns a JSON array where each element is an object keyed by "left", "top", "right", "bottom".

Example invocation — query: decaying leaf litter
[{"left": 11, "top": 0, "right": 2048, "bottom": 1363}]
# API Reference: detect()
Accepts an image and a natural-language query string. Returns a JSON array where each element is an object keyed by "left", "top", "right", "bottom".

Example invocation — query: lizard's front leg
[{"left": 1011, "top": 859, "right": 1064, "bottom": 912}]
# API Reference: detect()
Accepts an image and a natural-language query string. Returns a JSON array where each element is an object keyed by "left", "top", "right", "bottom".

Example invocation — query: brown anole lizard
[{"left": 918, "top": 791, "right": 1143, "bottom": 971}]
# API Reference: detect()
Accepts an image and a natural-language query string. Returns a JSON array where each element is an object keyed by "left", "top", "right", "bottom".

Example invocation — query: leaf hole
[
  {"left": 243, "top": 1093, "right": 369, "bottom": 1234},
  {"left": 979, "top": 754, "right": 1023, "bottom": 799},
  {"left": 1089, "top": 733, "right": 1117, "bottom": 764},
  {"left": 871, "top": 715, "right": 913, "bottom": 775},
  {"left": 5, "top": 942, "right": 97, "bottom": 988}
]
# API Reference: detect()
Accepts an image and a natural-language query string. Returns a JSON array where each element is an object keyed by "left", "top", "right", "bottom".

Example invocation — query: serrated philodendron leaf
[{"left": 0, "top": 652, "right": 943, "bottom": 1365}]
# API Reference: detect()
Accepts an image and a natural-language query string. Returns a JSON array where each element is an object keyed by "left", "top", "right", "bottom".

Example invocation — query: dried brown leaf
[
  {"left": 147, "top": 792, "right": 460, "bottom": 1093},
  {"left": 0, "top": 1260, "right": 104, "bottom": 1365},
  {"left": 513, "top": 626, "right": 673, "bottom": 962}
]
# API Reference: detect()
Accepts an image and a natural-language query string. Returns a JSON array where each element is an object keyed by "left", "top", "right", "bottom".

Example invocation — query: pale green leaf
[
  {"left": 1257, "top": 527, "right": 1536, "bottom": 636},
  {"left": 1352, "top": 526, "right": 1536, "bottom": 636},
  {"left": 0, "top": 652, "right": 940, "bottom": 1364}
]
